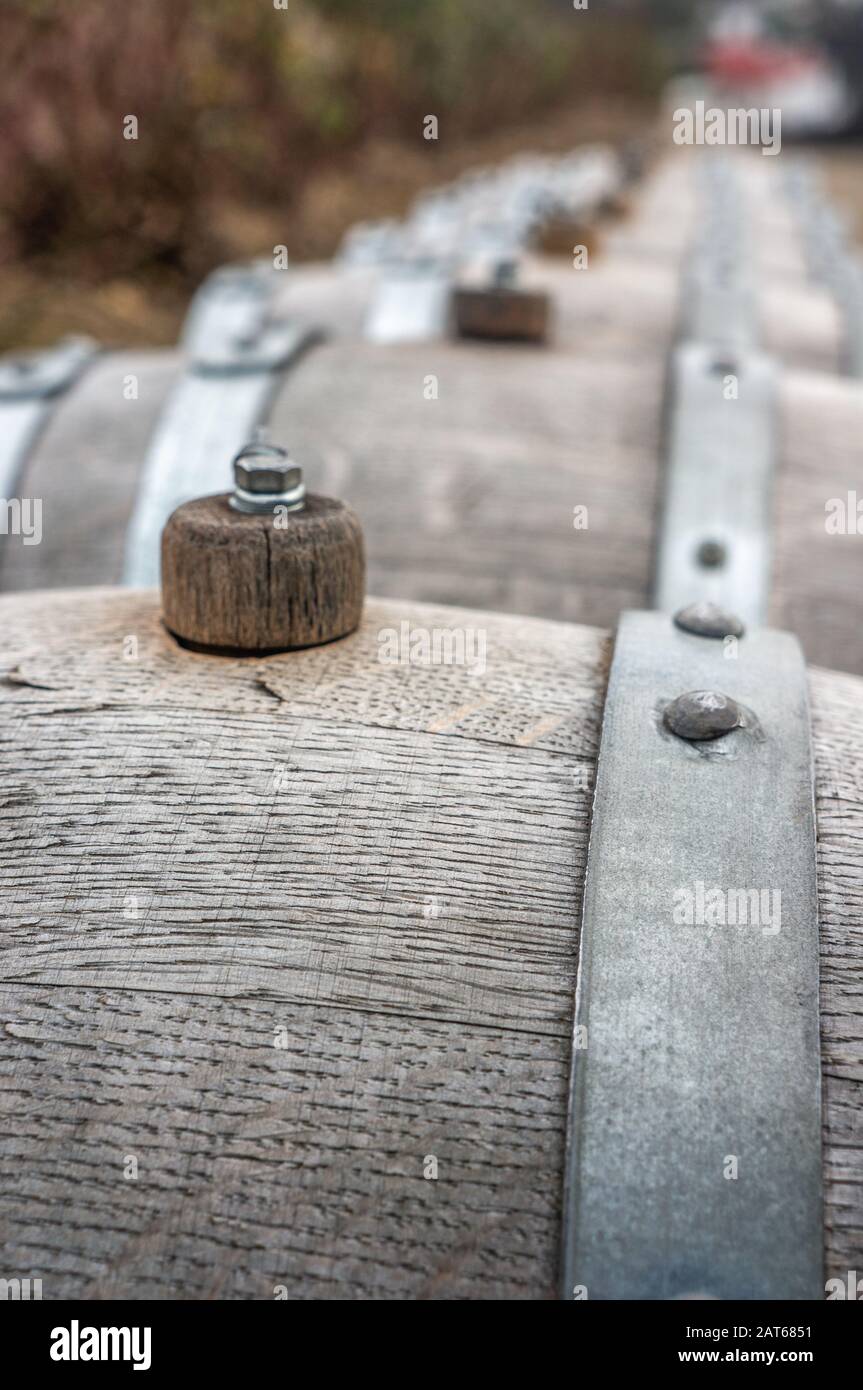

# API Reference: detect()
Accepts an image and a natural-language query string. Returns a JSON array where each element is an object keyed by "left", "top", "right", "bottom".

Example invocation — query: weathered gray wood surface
[
  {"left": 0, "top": 588, "right": 860, "bottom": 1297},
  {"left": 773, "top": 369, "right": 863, "bottom": 673}
]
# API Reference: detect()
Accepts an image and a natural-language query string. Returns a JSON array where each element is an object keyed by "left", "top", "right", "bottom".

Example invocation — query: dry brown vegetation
[{"left": 0, "top": 0, "right": 663, "bottom": 348}]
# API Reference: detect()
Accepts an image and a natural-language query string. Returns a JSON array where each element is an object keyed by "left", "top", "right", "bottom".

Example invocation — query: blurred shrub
[{"left": 0, "top": 0, "right": 663, "bottom": 285}]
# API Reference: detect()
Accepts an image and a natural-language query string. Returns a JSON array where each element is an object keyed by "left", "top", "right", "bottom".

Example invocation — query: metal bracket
[
  {"left": 680, "top": 252, "right": 757, "bottom": 356},
  {"left": 0, "top": 337, "right": 98, "bottom": 499},
  {"left": 193, "top": 321, "right": 315, "bottom": 376},
  {"left": 364, "top": 259, "right": 455, "bottom": 344},
  {"left": 678, "top": 159, "right": 757, "bottom": 356},
  {"left": 181, "top": 260, "right": 278, "bottom": 361},
  {"left": 561, "top": 608, "right": 822, "bottom": 1300},
  {"left": 653, "top": 342, "right": 777, "bottom": 627},
  {"left": 0, "top": 335, "right": 96, "bottom": 402},
  {"left": 121, "top": 320, "right": 320, "bottom": 588}
]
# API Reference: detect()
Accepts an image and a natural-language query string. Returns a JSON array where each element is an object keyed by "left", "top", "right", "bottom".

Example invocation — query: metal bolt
[
  {"left": 695, "top": 538, "right": 727, "bottom": 569},
  {"left": 664, "top": 690, "right": 742, "bottom": 742},
  {"left": 492, "top": 258, "right": 518, "bottom": 290},
  {"left": 674, "top": 602, "right": 745, "bottom": 640},
  {"left": 230, "top": 442, "right": 306, "bottom": 515}
]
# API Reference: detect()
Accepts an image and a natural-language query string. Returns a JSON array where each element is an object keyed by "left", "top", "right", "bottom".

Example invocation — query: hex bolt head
[
  {"left": 664, "top": 690, "right": 742, "bottom": 741},
  {"left": 674, "top": 602, "right": 745, "bottom": 641},
  {"left": 492, "top": 258, "right": 519, "bottom": 289},
  {"left": 230, "top": 442, "right": 306, "bottom": 514}
]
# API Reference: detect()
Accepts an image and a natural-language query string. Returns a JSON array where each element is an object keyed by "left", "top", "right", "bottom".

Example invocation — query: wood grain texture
[
  {"left": 271, "top": 337, "right": 665, "bottom": 631},
  {"left": 0, "top": 986, "right": 569, "bottom": 1300},
  {"left": 0, "top": 590, "right": 606, "bottom": 1030},
  {"left": 0, "top": 587, "right": 860, "bottom": 1297},
  {"left": 161, "top": 493, "right": 365, "bottom": 652},
  {"left": 0, "top": 587, "right": 604, "bottom": 1299}
]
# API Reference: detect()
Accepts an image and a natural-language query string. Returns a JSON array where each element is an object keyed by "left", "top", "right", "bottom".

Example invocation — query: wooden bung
[
  {"left": 453, "top": 257, "right": 550, "bottom": 344},
  {"left": 161, "top": 442, "right": 365, "bottom": 654}
]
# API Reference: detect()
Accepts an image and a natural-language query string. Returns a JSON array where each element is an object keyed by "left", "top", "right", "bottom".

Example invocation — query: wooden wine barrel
[
  {"left": 0, "top": 151, "right": 856, "bottom": 661},
  {"left": 611, "top": 151, "right": 807, "bottom": 274},
  {"left": 0, "top": 585, "right": 860, "bottom": 1299},
  {"left": 265, "top": 150, "right": 845, "bottom": 373},
  {"left": 0, "top": 153, "right": 685, "bottom": 608},
  {"left": 0, "top": 148, "right": 845, "bottom": 613},
  {"left": 605, "top": 151, "right": 841, "bottom": 372},
  {"left": 2, "top": 308, "right": 862, "bottom": 676}
]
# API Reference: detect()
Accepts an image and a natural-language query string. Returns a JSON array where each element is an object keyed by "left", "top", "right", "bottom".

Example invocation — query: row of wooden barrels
[
  {"left": 1, "top": 156, "right": 860, "bottom": 672},
  {"left": 0, "top": 147, "right": 861, "bottom": 1299}
]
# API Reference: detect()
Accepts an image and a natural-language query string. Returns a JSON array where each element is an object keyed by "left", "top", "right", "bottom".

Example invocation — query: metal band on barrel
[
  {"left": 0, "top": 337, "right": 97, "bottom": 500},
  {"left": 653, "top": 342, "right": 777, "bottom": 627},
  {"left": 364, "top": 259, "right": 454, "bottom": 344},
  {"left": 122, "top": 320, "right": 320, "bottom": 588},
  {"left": 560, "top": 608, "right": 822, "bottom": 1300}
]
